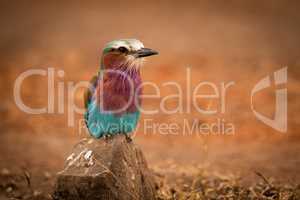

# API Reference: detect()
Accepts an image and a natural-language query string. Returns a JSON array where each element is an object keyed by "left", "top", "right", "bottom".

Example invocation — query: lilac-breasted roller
[{"left": 84, "top": 39, "right": 158, "bottom": 138}]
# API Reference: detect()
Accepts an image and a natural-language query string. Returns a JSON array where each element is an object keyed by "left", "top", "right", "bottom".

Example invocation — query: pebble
[
  {"left": 33, "top": 190, "right": 42, "bottom": 196},
  {"left": 6, "top": 187, "right": 13, "bottom": 193},
  {"left": 1, "top": 168, "right": 10, "bottom": 176},
  {"left": 44, "top": 171, "right": 51, "bottom": 179}
]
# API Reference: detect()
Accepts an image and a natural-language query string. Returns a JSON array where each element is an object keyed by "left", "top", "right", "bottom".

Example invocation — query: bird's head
[{"left": 101, "top": 39, "right": 158, "bottom": 70}]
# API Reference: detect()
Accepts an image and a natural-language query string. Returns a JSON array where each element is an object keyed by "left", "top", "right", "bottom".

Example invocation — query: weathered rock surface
[{"left": 53, "top": 135, "right": 156, "bottom": 200}]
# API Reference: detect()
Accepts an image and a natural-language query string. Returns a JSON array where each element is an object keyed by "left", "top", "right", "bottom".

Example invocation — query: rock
[{"left": 53, "top": 135, "right": 156, "bottom": 200}]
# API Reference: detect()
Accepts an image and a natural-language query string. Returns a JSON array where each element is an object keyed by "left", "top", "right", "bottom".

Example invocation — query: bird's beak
[{"left": 135, "top": 48, "right": 159, "bottom": 58}]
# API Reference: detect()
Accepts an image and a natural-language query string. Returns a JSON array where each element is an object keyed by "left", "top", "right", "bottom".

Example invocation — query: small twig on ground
[
  {"left": 254, "top": 171, "right": 272, "bottom": 187},
  {"left": 22, "top": 169, "right": 31, "bottom": 188}
]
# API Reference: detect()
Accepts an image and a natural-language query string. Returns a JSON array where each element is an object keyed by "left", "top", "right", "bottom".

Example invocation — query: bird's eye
[{"left": 118, "top": 47, "right": 129, "bottom": 54}]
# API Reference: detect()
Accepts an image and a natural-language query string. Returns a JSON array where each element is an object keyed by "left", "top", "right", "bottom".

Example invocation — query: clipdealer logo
[
  {"left": 13, "top": 67, "right": 288, "bottom": 134},
  {"left": 251, "top": 67, "right": 287, "bottom": 133}
]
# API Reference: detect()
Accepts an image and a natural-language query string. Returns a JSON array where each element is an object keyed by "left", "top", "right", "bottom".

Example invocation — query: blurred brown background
[{"left": 0, "top": 0, "right": 299, "bottom": 190}]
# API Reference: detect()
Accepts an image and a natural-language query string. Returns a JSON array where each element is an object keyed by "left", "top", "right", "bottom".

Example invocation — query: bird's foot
[
  {"left": 125, "top": 134, "right": 132, "bottom": 143},
  {"left": 104, "top": 134, "right": 112, "bottom": 141}
]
